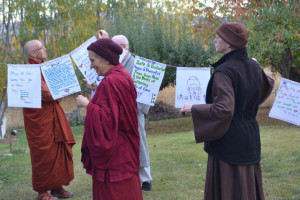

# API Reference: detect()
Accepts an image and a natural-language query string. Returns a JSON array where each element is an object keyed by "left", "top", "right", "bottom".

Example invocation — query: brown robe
[
  {"left": 23, "top": 59, "right": 75, "bottom": 192},
  {"left": 192, "top": 70, "right": 274, "bottom": 200}
]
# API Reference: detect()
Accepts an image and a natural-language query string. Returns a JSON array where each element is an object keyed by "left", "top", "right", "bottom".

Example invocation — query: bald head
[
  {"left": 24, "top": 40, "right": 41, "bottom": 57},
  {"left": 24, "top": 40, "right": 47, "bottom": 63},
  {"left": 112, "top": 35, "right": 129, "bottom": 50}
]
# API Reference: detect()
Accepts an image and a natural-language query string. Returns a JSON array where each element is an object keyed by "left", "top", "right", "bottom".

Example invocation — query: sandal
[
  {"left": 38, "top": 192, "right": 57, "bottom": 200},
  {"left": 50, "top": 187, "right": 73, "bottom": 198}
]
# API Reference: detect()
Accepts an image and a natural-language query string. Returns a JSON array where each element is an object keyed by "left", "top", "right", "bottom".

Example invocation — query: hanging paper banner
[
  {"left": 7, "top": 64, "right": 41, "bottom": 108},
  {"left": 131, "top": 56, "right": 166, "bottom": 106},
  {"left": 69, "top": 36, "right": 98, "bottom": 84},
  {"left": 41, "top": 55, "right": 81, "bottom": 100},
  {"left": 269, "top": 78, "right": 300, "bottom": 126},
  {"left": 175, "top": 67, "right": 211, "bottom": 108}
]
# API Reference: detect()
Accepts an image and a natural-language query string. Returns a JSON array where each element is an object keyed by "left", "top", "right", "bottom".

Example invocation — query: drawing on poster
[
  {"left": 187, "top": 76, "right": 202, "bottom": 96},
  {"left": 175, "top": 67, "right": 210, "bottom": 108},
  {"left": 131, "top": 56, "right": 166, "bottom": 106},
  {"left": 7, "top": 64, "right": 42, "bottom": 108},
  {"left": 41, "top": 55, "right": 81, "bottom": 100},
  {"left": 269, "top": 78, "right": 300, "bottom": 126},
  {"left": 70, "top": 36, "right": 98, "bottom": 84}
]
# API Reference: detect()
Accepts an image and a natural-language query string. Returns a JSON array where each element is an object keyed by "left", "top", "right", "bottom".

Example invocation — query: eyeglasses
[
  {"left": 31, "top": 45, "right": 45, "bottom": 52},
  {"left": 119, "top": 43, "right": 128, "bottom": 47}
]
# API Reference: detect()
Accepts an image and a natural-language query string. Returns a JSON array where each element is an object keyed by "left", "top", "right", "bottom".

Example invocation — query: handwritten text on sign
[
  {"left": 132, "top": 56, "right": 166, "bottom": 106},
  {"left": 269, "top": 78, "right": 300, "bottom": 126},
  {"left": 41, "top": 55, "right": 81, "bottom": 100},
  {"left": 175, "top": 67, "right": 211, "bottom": 108},
  {"left": 7, "top": 64, "right": 41, "bottom": 108},
  {"left": 70, "top": 36, "right": 98, "bottom": 84}
]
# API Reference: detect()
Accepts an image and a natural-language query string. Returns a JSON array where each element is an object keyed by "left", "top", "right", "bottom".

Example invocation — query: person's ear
[
  {"left": 227, "top": 44, "right": 233, "bottom": 51},
  {"left": 29, "top": 51, "right": 35, "bottom": 58},
  {"left": 122, "top": 44, "right": 129, "bottom": 50}
]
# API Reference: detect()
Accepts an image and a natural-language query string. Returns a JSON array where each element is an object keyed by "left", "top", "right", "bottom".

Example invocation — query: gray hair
[{"left": 112, "top": 35, "right": 129, "bottom": 50}]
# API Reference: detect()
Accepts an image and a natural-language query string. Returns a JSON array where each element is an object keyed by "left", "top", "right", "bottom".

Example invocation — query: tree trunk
[
  {"left": 96, "top": 0, "right": 102, "bottom": 30},
  {"left": 0, "top": 100, "right": 7, "bottom": 139},
  {"left": 5, "top": 0, "right": 12, "bottom": 51},
  {"left": 271, "top": 47, "right": 295, "bottom": 81},
  {"left": 290, "top": 67, "right": 300, "bottom": 83}
]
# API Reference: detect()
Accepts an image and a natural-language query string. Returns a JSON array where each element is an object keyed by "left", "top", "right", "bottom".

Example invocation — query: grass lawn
[{"left": 0, "top": 117, "right": 299, "bottom": 200}]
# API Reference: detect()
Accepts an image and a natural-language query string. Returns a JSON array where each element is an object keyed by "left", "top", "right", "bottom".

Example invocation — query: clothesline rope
[{"left": 0, "top": 60, "right": 208, "bottom": 69}]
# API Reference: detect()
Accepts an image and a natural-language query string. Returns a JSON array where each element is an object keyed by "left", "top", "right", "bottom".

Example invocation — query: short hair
[{"left": 112, "top": 35, "right": 129, "bottom": 49}]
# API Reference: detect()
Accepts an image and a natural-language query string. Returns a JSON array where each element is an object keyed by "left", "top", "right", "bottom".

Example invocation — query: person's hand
[
  {"left": 180, "top": 103, "right": 192, "bottom": 116},
  {"left": 76, "top": 95, "right": 89, "bottom": 107},
  {"left": 83, "top": 79, "right": 97, "bottom": 91},
  {"left": 98, "top": 30, "right": 109, "bottom": 39}
]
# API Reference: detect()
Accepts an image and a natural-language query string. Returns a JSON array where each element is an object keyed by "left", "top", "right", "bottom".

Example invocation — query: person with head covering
[
  {"left": 76, "top": 38, "right": 143, "bottom": 200},
  {"left": 23, "top": 40, "right": 75, "bottom": 200},
  {"left": 85, "top": 30, "right": 154, "bottom": 191},
  {"left": 180, "top": 22, "right": 274, "bottom": 199}
]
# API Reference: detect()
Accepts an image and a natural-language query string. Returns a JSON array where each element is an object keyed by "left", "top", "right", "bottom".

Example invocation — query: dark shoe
[
  {"left": 142, "top": 182, "right": 152, "bottom": 191},
  {"left": 38, "top": 192, "right": 57, "bottom": 200},
  {"left": 50, "top": 187, "right": 73, "bottom": 198}
]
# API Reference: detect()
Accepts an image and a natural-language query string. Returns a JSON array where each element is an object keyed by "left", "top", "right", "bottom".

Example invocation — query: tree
[
  {"left": 105, "top": 3, "right": 213, "bottom": 89},
  {"left": 189, "top": 0, "right": 299, "bottom": 82},
  {"left": 247, "top": 0, "right": 300, "bottom": 82},
  {"left": 0, "top": 0, "right": 214, "bottom": 117}
]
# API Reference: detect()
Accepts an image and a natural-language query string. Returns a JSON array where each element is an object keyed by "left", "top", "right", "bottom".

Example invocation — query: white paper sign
[
  {"left": 70, "top": 36, "right": 98, "bottom": 84},
  {"left": 7, "top": 64, "right": 41, "bottom": 108},
  {"left": 175, "top": 67, "right": 211, "bottom": 108},
  {"left": 269, "top": 78, "right": 300, "bottom": 126},
  {"left": 91, "top": 75, "right": 105, "bottom": 98},
  {"left": 41, "top": 55, "right": 81, "bottom": 100},
  {"left": 132, "top": 56, "right": 166, "bottom": 106},
  {"left": 119, "top": 48, "right": 127, "bottom": 63}
]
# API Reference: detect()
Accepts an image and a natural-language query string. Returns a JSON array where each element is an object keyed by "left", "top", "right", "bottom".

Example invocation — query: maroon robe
[
  {"left": 81, "top": 64, "right": 142, "bottom": 200},
  {"left": 23, "top": 59, "right": 75, "bottom": 192}
]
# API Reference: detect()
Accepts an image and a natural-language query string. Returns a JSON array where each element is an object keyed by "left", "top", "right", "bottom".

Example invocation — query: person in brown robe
[
  {"left": 180, "top": 22, "right": 274, "bottom": 200},
  {"left": 23, "top": 40, "right": 75, "bottom": 200}
]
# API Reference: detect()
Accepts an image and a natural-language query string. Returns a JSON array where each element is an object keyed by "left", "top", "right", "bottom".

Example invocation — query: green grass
[{"left": 0, "top": 117, "right": 299, "bottom": 200}]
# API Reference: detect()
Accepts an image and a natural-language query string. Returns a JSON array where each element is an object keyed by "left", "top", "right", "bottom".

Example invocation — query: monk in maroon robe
[
  {"left": 23, "top": 40, "right": 75, "bottom": 200},
  {"left": 76, "top": 38, "right": 143, "bottom": 200}
]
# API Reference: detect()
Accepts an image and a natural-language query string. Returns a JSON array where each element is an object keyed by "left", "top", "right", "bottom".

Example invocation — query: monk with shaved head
[
  {"left": 24, "top": 40, "right": 47, "bottom": 63},
  {"left": 23, "top": 40, "right": 75, "bottom": 200}
]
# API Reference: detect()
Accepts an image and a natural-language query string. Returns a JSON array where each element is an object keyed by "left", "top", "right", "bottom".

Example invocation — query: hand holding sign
[{"left": 98, "top": 30, "right": 110, "bottom": 39}]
